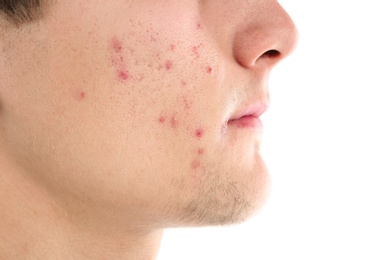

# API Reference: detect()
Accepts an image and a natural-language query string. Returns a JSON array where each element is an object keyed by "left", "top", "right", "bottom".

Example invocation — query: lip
[
  {"left": 227, "top": 101, "right": 268, "bottom": 130},
  {"left": 227, "top": 115, "right": 263, "bottom": 130}
]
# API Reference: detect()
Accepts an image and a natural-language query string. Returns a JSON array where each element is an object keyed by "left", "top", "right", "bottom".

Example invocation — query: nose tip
[{"left": 232, "top": 2, "right": 298, "bottom": 69}]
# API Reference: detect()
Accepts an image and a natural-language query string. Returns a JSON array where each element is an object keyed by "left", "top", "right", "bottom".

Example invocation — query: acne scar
[
  {"left": 169, "top": 44, "right": 176, "bottom": 51},
  {"left": 197, "top": 148, "right": 204, "bottom": 155},
  {"left": 196, "top": 21, "right": 202, "bottom": 30}
]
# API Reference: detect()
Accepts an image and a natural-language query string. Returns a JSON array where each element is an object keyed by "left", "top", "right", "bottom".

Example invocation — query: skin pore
[{"left": 0, "top": 0, "right": 297, "bottom": 259}]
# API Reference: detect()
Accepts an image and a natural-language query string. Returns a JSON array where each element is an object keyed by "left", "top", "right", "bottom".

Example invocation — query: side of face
[{"left": 0, "top": 0, "right": 297, "bottom": 227}]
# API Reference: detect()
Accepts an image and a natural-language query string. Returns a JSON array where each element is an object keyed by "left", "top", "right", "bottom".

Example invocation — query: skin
[{"left": 0, "top": 0, "right": 297, "bottom": 259}]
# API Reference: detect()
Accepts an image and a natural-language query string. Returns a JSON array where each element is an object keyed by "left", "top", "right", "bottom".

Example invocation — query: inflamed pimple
[
  {"left": 197, "top": 148, "right": 204, "bottom": 155},
  {"left": 195, "top": 128, "right": 204, "bottom": 138},
  {"left": 206, "top": 66, "right": 213, "bottom": 74},
  {"left": 118, "top": 70, "right": 129, "bottom": 80}
]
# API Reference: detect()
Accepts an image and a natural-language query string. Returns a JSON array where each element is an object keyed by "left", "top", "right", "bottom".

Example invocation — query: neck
[{"left": 0, "top": 156, "right": 163, "bottom": 260}]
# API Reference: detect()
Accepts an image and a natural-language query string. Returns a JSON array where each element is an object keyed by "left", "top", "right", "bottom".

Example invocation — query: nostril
[{"left": 261, "top": 49, "right": 280, "bottom": 58}]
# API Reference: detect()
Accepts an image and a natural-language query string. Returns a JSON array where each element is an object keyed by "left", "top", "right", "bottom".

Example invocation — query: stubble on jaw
[{"left": 165, "top": 164, "right": 260, "bottom": 227}]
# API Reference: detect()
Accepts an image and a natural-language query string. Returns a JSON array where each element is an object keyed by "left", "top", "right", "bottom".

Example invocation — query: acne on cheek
[{"left": 110, "top": 37, "right": 130, "bottom": 82}]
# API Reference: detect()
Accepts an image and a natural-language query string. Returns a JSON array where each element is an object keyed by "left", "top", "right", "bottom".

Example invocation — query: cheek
[{"left": 101, "top": 18, "right": 219, "bottom": 171}]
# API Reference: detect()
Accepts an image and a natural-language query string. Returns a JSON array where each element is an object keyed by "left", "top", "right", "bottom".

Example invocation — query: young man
[{"left": 0, "top": 0, "right": 297, "bottom": 259}]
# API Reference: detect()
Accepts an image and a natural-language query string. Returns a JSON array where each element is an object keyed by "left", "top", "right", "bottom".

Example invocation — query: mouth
[{"left": 227, "top": 101, "right": 268, "bottom": 131}]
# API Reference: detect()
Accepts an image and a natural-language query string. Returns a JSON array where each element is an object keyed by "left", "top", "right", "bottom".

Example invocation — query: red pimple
[
  {"left": 165, "top": 60, "right": 173, "bottom": 71},
  {"left": 158, "top": 116, "right": 166, "bottom": 123},
  {"left": 118, "top": 70, "right": 129, "bottom": 80},
  {"left": 196, "top": 22, "right": 202, "bottom": 30},
  {"left": 206, "top": 66, "right": 213, "bottom": 74},
  {"left": 197, "top": 148, "right": 204, "bottom": 155},
  {"left": 195, "top": 128, "right": 204, "bottom": 138}
]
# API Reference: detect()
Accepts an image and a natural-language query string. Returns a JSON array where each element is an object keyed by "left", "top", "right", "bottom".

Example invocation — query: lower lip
[{"left": 227, "top": 116, "right": 263, "bottom": 130}]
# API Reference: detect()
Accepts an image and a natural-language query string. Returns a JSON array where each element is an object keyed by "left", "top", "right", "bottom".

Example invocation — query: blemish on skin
[
  {"left": 196, "top": 22, "right": 202, "bottom": 30},
  {"left": 197, "top": 148, "right": 204, "bottom": 155},
  {"left": 169, "top": 44, "right": 176, "bottom": 51},
  {"left": 79, "top": 91, "right": 86, "bottom": 99},
  {"left": 181, "top": 81, "right": 187, "bottom": 87},
  {"left": 110, "top": 36, "right": 130, "bottom": 82},
  {"left": 111, "top": 37, "right": 123, "bottom": 53},
  {"left": 206, "top": 66, "right": 213, "bottom": 74},
  {"left": 118, "top": 70, "right": 129, "bottom": 80},
  {"left": 165, "top": 60, "right": 173, "bottom": 71},
  {"left": 170, "top": 115, "right": 178, "bottom": 129},
  {"left": 158, "top": 116, "right": 166, "bottom": 123},
  {"left": 192, "top": 44, "right": 202, "bottom": 59},
  {"left": 182, "top": 96, "right": 191, "bottom": 110},
  {"left": 195, "top": 128, "right": 204, "bottom": 138},
  {"left": 191, "top": 160, "right": 201, "bottom": 169}
]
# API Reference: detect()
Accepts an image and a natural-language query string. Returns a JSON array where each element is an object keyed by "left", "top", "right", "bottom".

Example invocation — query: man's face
[{"left": 2, "top": 0, "right": 297, "bottom": 227}]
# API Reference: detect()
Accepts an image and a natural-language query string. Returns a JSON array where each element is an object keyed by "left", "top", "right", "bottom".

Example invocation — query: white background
[{"left": 158, "top": 1, "right": 390, "bottom": 259}]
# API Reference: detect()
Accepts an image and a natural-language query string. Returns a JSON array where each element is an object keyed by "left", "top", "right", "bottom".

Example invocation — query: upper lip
[{"left": 228, "top": 101, "right": 269, "bottom": 121}]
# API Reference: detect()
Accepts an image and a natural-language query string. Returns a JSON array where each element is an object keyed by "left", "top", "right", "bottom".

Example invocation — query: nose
[{"left": 232, "top": 1, "right": 298, "bottom": 69}]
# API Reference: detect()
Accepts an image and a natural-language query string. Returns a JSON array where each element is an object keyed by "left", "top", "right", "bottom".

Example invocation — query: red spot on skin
[
  {"left": 181, "top": 81, "right": 187, "bottom": 87},
  {"left": 191, "top": 160, "right": 201, "bottom": 169},
  {"left": 79, "top": 91, "right": 85, "bottom": 99},
  {"left": 197, "top": 148, "right": 204, "bottom": 155},
  {"left": 192, "top": 45, "right": 201, "bottom": 58},
  {"left": 206, "top": 66, "right": 213, "bottom": 74},
  {"left": 196, "top": 22, "right": 202, "bottom": 30},
  {"left": 158, "top": 116, "right": 166, "bottom": 123},
  {"left": 170, "top": 116, "right": 178, "bottom": 129},
  {"left": 165, "top": 60, "right": 173, "bottom": 71},
  {"left": 110, "top": 36, "right": 130, "bottom": 82},
  {"left": 195, "top": 128, "right": 204, "bottom": 138},
  {"left": 182, "top": 96, "right": 191, "bottom": 110},
  {"left": 169, "top": 44, "right": 176, "bottom": 51},
  {"left": 118, "top": 70, "right": 129, "bottom": 80},
  {"left": 112, "top": 37, "right": 123, "bottom": 54}
]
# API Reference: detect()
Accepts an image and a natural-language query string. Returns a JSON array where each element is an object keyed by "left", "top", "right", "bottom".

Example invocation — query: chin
[{"left": 175, "top": 161, "right": 271, "bottom": 227}]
